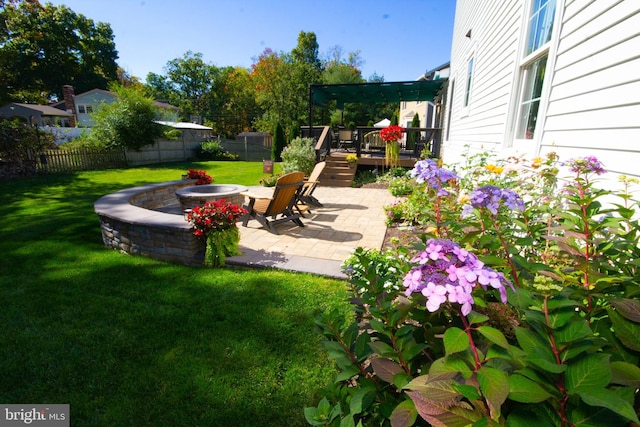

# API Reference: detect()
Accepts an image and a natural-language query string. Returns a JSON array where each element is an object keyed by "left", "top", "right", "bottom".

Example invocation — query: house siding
[
  {"left": 74, "top": 90, "right": 117, "bottom": 127},
  {"left": 445, "top": 0, "right": 522, "bottom": 157},
  {"left": 540, "top": 0, "right": 640, "bottom": 176},
  {"left": 446, "top": 0, "right": 640, "bottom": 185}
]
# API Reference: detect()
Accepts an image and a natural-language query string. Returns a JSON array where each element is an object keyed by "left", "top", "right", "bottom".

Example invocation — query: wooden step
[{"left": 319, "top": 155, "right": 357, "bottom": 187}]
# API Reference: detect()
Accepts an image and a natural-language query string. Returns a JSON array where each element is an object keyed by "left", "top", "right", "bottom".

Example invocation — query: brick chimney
[{"left": 62, "top": 85, "right": 77, "bottom": 127}]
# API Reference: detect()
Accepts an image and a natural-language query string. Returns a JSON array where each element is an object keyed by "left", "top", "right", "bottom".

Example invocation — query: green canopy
[{"left": 310, "top": 79, "right": 447, "bottom": 110}]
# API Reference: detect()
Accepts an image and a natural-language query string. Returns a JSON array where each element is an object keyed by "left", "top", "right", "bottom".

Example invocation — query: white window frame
[
  {"left": 507, "top": 0, "right": 562, "bottom": 152},
  {"left": 464, "top": 56, "right": 474, "bottom": 108},
  {"left": 77, "top": 104, "right": 94, "bottom": 114}
]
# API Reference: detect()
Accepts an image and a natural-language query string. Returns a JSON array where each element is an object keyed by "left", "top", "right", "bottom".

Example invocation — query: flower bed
[{"left": 307, "top": 152, "right": 640, "bottom": 427}]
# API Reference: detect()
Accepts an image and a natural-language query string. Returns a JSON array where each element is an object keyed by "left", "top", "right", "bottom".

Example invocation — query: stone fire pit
[{"left": 176, "top": 184, "right": 248, "bottom": 211}]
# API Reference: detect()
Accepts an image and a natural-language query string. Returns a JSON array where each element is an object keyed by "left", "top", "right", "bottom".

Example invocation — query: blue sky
[{"left": 46, "top": 0, "right": 456, "bottom": 83}]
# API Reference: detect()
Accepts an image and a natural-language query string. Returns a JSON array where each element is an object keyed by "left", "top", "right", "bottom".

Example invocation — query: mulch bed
[{"left": 360, "top": 182, "right": 423, "bottom": 252}]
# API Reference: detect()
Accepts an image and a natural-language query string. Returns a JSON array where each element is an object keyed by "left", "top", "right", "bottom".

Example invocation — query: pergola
[{"left": 308, "top": 78, "right": 448, "bottom": 125}]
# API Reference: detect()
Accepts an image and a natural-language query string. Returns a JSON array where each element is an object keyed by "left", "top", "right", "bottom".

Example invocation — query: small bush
[
  {"left": 281, "top": 137, "right": 316, "bottom": 176},
  {"left": 272, "top": 122, "right": 286, "bottom": 162},
  {"left": 197, "top": 139, "right": 239, "bottom": 161},
  {"left": 260, "top": 174, "right": 279, "bottom": 187},
  {"left": 388, "top": 176, "right": 414, "bottom": 197},
  {"left": 352, "top": 169, "right": 378, "bottom": 187}
]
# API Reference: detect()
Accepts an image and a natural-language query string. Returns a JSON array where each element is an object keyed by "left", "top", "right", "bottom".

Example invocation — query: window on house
[
  {"left": 514, "top": 0, "right": 556, "bottom": 140},
  {"left": 527, "top": 0, "right": 556, "bottom": 54},
  {"left": 464, "top": 57, "right": 474, "bottom": 107},
  {"left": 77, "top": 105, "right": 93, "bottom": 114},
  {"left": 517, "top": 56, "right": 547, "bottom": 139},
  {"left": 446, "top": 79, "right": 455, "bottom": 141}
]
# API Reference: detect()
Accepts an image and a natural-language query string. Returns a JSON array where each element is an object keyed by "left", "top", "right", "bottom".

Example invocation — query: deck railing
[
  {"left": 355, "top": 126, "right": 442, "bottom": 159},
  {"left": 300, "top": 126, "right": 332, "bottom": 161}
]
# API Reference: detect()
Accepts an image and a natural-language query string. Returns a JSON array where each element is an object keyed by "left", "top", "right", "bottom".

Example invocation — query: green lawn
[{"left": 0, "top": 161, "right": 350, "bottom": 426}]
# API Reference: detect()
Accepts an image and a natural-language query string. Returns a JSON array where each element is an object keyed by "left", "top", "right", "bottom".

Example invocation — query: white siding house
[
  {"left": 72, "top": 89, "right": 117, "bottom": 127},
  {"left": 444, "top": 0, "right": 640, "bottom": 187},
  {"left": 399, "top": 63, "right": 451, "bottom": 130}
]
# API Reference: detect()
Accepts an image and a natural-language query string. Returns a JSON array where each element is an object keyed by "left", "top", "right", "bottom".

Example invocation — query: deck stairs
[{"left": 318, "top": 154, "right": 356, "bottom": 187}]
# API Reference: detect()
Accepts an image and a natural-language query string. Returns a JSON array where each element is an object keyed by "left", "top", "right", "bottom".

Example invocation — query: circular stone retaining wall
[{"left": 94, "top": 180, "right": 208, "bottom": 266}]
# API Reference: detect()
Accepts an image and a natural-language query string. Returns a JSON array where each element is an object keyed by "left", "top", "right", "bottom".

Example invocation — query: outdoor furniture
[
  {"left": 338, "top": 129, "right": 355, "bottom": 151},
  {"left": 241, "top": 172, "right": 305, "bottom": 234},
  {"left": 296, "top": 161, "right": 326, "bottom": 214},
  {"left": 363, "top": 130, "right": 385, "bottom": 150}
]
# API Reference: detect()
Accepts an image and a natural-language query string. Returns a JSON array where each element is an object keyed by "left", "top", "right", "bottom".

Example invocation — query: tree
[
  {"left": 251, "top": 32, "right": 324, "bottom": 139},
  {"left": 163, "top": 51, "right": 219, "bottom": 120},
  {"left": 0, "top": 118, "right": 55, "bottom": 161},
  {"left": 209, "top": 66, "right": 260, "bottom": 137},
  {"left": 83, "top": 84, "right": 164, "bottom": 150},
  {"left": 144, "top": 51, "right": 227, "bottom": 127},
  {"left": 0, "top": 0, "right": 118, "bottom": 104},
  {"left": 291, "top": 31, "right": 322, "bottom": 73},
  {"left": 408, "top": 112, "right": 421, "bottom": 148},
  {"left": 272, "top": 122, "right": 286, "bottom": 162}
]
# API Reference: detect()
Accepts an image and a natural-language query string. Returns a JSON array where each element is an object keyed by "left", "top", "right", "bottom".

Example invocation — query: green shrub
[
  {"left": 272, "top": 122, "right": 286, "bottom": 162},
  {"left": 163, "top": 128, "right": 182, "bottom": 140},
  {"left": 388, "top": 176, "right": 414, "bottom": 197},
  {"left": 307, "top": 154, "right": 640, "bottom": 427},
  {"left": 259, "top": 174, "right": 279, "bottom": 187},
  {"left": 281, "top": 137, "right": 316, "bottom": 176},
  {"left": 352, "top": 169, "right": 377, "bottom": 187},
  {"left": 84, "top": 84, "right": 164, "bottom": 150},
  {"left": 198, "top": 139, "right": 239, "bottom": 161}
]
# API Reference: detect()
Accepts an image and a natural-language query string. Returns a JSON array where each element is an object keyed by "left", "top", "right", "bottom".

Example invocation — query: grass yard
[{"left": 0, "top": 161, "right": 351, "bottom": 426}]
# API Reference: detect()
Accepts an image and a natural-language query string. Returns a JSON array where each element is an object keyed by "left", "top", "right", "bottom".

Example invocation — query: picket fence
[{"left": 27, "top": 147, "right": 127, "bottom": 174}]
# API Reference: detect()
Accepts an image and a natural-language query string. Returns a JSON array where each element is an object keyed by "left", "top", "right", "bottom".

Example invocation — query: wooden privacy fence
[{"left": 27, "top": 147, "right": 127, "bottom": 174}]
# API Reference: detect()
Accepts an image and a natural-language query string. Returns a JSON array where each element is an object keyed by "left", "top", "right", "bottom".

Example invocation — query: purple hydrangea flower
[
  {"left": 462, "top": 185, "right": 525, "bottom": 217},
  {"left": 563, "top": 156, "right": 606, "bottom": 176},
  {"left": 403, "top": 239, "right": 513, "bottom": 316},
  {"left": 410, "top": 159, "right": 458, "bottom": 193}
]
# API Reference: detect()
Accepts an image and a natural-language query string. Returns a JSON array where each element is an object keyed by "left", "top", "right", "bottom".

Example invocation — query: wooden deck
[{"left": 328, "top": 150, "right": 418, "bottom": 169}]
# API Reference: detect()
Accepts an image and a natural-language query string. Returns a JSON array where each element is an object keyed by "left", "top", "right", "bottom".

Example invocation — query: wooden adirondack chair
[
  {"left": 241, "top": 172, "right": 305, "bottom": 234},
  {"left": 298, "top": 161, "right": 326, "bottom": 208}
]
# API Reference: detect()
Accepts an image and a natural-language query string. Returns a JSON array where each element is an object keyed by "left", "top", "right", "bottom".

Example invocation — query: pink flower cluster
[{"left": 403, "top": 239, "right": 513, "bottom": 315}]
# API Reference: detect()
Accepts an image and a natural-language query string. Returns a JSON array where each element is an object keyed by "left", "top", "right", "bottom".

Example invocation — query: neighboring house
[
  {"left": 443, "top": 0, "right": 640, "bottom": 187},
  {"left": 0, "top": 102, "right": 74, "bottom": 127},
  {"left": 399, "top": 62, "right": 450, "bottom": 130},
  {"left": 52, "top": 86, "right": 180, "bottom": 127},
  {"left": 69, "top": 88, "right": 117, "bottom": 127}
]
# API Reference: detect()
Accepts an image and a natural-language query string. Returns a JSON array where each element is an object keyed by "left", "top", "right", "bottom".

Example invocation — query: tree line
[{"left": 1, "top": 0, "right": 397, "bottom": 143}]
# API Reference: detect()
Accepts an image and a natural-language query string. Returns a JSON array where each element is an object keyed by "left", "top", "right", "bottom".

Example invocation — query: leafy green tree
[
  {"left": 272, "top": 122, "right": 286, "bottom": 162},
  {"left": 0, "top": 0, "right": 118, "bottom": 104},
  {"left": 208, "top": 66, "right": 260, "bottom": 137},
  {"left": 407, "top": 112, "right": 421, "bottom": 148},
  {"left": 83, "top": 85, "right": 164, "bottom": 150},
  {"left": 252, "top": 32, "right": 324, "bottom": 138},
  {"left": 0, "top": 118, "right": 55, "bottom": 161},
  {"left": 291, "top": 31, "right": 322, "bottom": 73},
  {"left": 163, "top": 51, "right": 220, "bottom": 121}
]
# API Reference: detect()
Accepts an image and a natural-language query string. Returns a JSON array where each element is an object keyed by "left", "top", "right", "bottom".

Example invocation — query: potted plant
[
  {"left": 186, "top": 169, "right": 213, "bottom": 185},
  {"left": 345, "top": 154, "right": 358, "bottom": 168},
  {"left": 186, "top": 199, "right": 247, "bottom": 267},
  {"left": 380, "top": 125, "right": 404, "bottom": 169}
]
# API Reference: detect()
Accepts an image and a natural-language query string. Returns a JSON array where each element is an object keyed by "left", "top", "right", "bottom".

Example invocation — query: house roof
[
  {"left": 310, "top": 79, "right": 447, "bottom": 109},
  {"left": 8, "top": 103, "right": 73, "bottom": 116}
]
